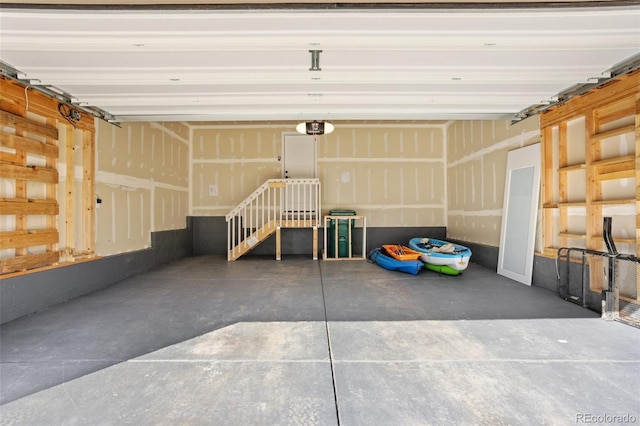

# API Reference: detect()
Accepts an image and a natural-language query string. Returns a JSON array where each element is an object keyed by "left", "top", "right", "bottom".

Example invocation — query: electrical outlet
[{"left": 209, "top": 185, "right": 218, "bottom": 196}]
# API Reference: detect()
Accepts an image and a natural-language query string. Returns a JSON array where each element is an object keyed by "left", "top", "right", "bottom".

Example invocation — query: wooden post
[
  {"left": 82, "top": 130, "right": 95, "bottom": 256},
  {"left": 541, "top": 126, "right": 555, "bottom": 253},
  {"left": 348, "top": 217, "right": 353, "bottom": 258},
  {"left": 322, "top": 216, "right": 328, "bottom": 260},
  {"left": 362, "top": 216, "right": 367, "bottom": 257},
  {"left": 585, "top": 109, "right": 602, "bottom": 251},
  {"left": 65, "top": 126, "right": 75, "bottom": 261},
  {"left": 14, "top": 121, "right": 27, "bottom": 263},
  {"left": 312, "top": 226, "right": 318, "bottom": 260},
  {"left": 636, "top": 96, "right": 640, "bottom": 258},
  {"left": 45, "top": 117, "right": 59, "bottom": 264},
  {"left": 275, "top": 226, "right": 281, "bottom": 261},
  {"left": 558, "top": 121, "right": 569, "bottom": 250}
]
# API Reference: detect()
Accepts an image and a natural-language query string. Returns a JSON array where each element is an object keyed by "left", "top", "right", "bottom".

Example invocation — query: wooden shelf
[
  {"left": 593, "top": 155, "right": 635, "bottom": 181},
  {"left": 592, "top": 235, "right": 636, "bottom": 244},
  {"left": 540, "top": 247, "right": 560, "bottom": 258},
  {"left": 593, "top": 155, "right": 635, "bottom": 167},
  {"left": 591, "top": 199, "right": 636, "bottom": 206},
  {"left": 543, "top": 203, "right": 558, "bottom": 209},
  {"left": 0, "top": 198, "right": 59, "bottom": 215},
  {"left": 591, "top": 124, "right": 635, "bottom": 141},
  {"left": 558, "top": 232, "right": 586, "bottom": 239},
  {"left": 558, "top": 163, "right": 585, "bottom": 172},
  {"left": 557, "top": 202, "right": 586, "bottom": 207},
  {"left": 596, "top": 171, "right": 635, "bottom": 181}
]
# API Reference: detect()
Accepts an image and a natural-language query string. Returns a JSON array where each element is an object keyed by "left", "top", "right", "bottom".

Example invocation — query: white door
[
  {"left": 498, "top": 143, "right": 541, "bottom": 285},
  {"left": 283, "top": 134, "right": 316, "bottom": 179},
  {"left": 282, "top": 134, "right": 317, "bottom": 218}
]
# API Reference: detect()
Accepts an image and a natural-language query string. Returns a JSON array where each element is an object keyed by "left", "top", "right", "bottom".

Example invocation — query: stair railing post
[
  {"left": 243, "top": 205, "right": 247, "bottom": 249},
  {"left": 268, "top": 185, "right": 272, "bottom": 224},
  {"left": 297, "top": 180, "right": 301, "bottom": 224},
  {"left": 227, "top": 216, "right": 231, "bottom": 261},
  {"left": 261, "top": 189, "right": 265, "bottom": 228}
]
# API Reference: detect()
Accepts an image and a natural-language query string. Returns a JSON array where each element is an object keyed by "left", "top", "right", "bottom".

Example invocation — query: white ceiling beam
[
  {"left": 10, "top": 69, "right": 614, "bottom": 84},
  {"left": 2, "top": 6, "right": 638, "bottom": 121}
]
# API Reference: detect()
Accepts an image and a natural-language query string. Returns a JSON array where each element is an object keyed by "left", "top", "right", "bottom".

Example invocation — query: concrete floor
[{"left": 1, "top": 256, "right": 639, "bottom": 425}]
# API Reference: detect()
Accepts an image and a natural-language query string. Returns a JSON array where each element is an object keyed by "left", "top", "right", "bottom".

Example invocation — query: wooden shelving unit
[
  {"left": 539, "top": 69, "right": 639, "bottom": 302},
  {"left": 0, "top": 76, "right": 96, "bottom": 275},
  {"left": 322, "top": 215, "right": 367, "bottom": 261}
]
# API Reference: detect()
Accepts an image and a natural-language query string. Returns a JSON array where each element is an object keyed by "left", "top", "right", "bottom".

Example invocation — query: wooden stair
[
  {"left": 228, "top": 220, "right": 278, "bottom": 261},
  {"left": 226, "top": 179, "right": 321, "bottom": 261}
]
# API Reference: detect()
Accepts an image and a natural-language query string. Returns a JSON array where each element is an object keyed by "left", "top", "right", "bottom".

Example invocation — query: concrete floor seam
[
  {"left": 127, "top": 359, "right": 331, "bottom": 363},
  {"left": 332, "top": 359, "right": 640, "bottom": 364},
  {"left": 318, "top": 260, "right": 342, "bottom": 426}
]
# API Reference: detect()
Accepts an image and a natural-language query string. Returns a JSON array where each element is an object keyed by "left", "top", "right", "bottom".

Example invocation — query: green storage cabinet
[{"left": 328, "top": 209, "right": 356, "bottom": 258}]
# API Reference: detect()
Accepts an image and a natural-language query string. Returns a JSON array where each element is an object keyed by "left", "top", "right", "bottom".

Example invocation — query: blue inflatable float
[{"left": 369, "top": 247, "right": 423, "bottom": 275}]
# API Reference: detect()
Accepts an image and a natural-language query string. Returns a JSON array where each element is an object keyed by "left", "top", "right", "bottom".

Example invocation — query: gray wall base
[
  {"left": 193, "top": 216, "right": 227, "bottom": 255},
  {"left": 448, "top": 239, "right": 499, "bottom": 272},
  {"left": 152, "top": 218, "right": 194, "bottom": 266},
  {"left": 1, "top": 226, "right": 193, "bottom": 325},
  {"left": 192, "top": 216, "right": 446, "bottom": 257},
  {"left": 532, "top": 255, "right": 557, "bottom": 292}
]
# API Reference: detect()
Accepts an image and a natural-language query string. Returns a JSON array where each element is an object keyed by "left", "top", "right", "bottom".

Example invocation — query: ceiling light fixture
[{"left": 296, "top": 120, "right": 334, "bottom": 135}]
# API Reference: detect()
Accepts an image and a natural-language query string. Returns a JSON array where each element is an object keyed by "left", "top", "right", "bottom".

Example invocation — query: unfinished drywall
[
  {"left": 95, "top": 121, "right": 188, "bottom": 255},
  {"left": 191, "top": 125, "right": 282, "bottom": 216},
  {"left": 446, "top": 117, "right": 540, "bottom": 247},
  {"left": 190, "top": 122, "right": 448, "bottom": 227},
  {"left": 319, "top": 124, "right": 446, "bottom": 226}
]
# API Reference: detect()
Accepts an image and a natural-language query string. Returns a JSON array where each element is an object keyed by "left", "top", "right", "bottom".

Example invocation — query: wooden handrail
[{"left": 226, "top": 178, "right": 321, "bottom": 260}]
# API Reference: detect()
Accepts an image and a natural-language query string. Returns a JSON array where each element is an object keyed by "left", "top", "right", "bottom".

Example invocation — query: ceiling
[{"left": 1, "top": 3, "right": 639, "bottom": 123}]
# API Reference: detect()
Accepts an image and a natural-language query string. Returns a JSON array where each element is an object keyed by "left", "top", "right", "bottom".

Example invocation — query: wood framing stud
[{"left": 312, "top": 226, "right": 318, "bottom": 260}]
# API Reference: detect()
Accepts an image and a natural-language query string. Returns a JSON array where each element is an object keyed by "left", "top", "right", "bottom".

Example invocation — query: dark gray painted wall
[
  {"left": 152, "top": 217, "right": 194, "bottom": 265},
  {"left": 1, "top": 226, "right": 193, "bottom": 324},
  {"left": 450, "top": 238, "right": 558, "bottom": 290},
  {"left": 448, "top": 239, "right": 499, "bottom": 272},
  {"left": 191, "top": 216, "right": 446, "bottom": 258}
]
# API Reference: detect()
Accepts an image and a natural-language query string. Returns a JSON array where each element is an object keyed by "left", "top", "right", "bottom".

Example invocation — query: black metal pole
[{"left": 602, "top": 217, "right": 617, "bottom": 320}]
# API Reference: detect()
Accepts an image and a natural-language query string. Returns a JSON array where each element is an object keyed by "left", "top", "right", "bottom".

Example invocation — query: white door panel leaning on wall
[{"left": 498, "top": 143, "right": 541, "bottom": 286}]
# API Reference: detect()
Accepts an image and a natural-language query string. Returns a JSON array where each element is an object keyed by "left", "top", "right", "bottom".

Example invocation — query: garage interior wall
[
  {"left": 8, "top": 74, "right": 634, "bottom": 323},
  {"left": 95, "top": 120, "right": 189, "bottom": 256},
  {"left": 191, "top": 122, "right": 448, "bottom": 228},
  {"left": 446, "top": 117, "right": 541, "bottom": 247}
]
